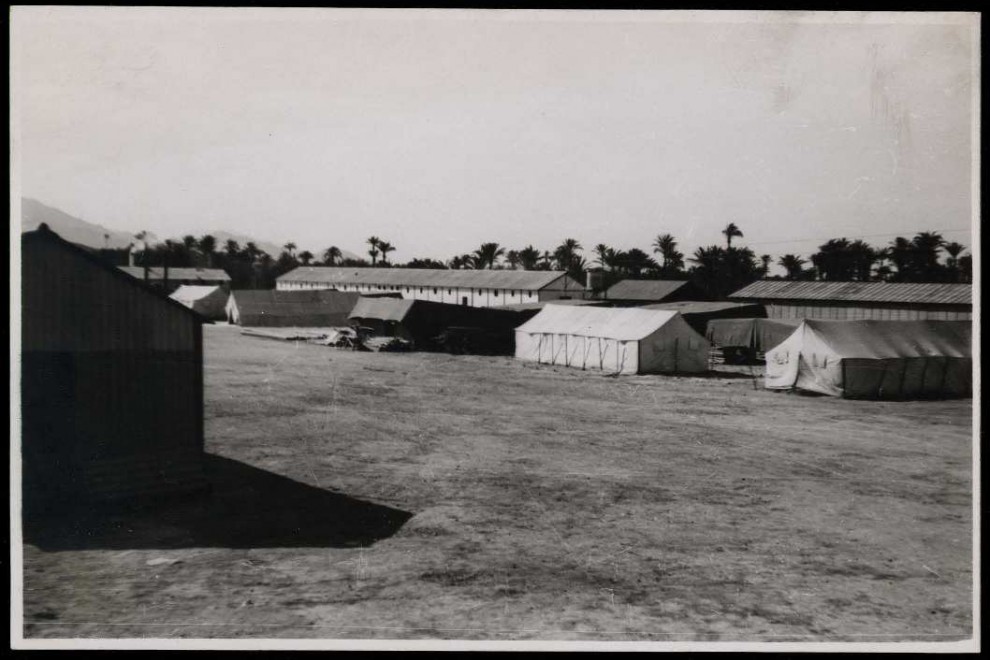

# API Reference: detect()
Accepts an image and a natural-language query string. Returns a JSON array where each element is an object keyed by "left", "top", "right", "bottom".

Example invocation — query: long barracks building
[
  {"left": 276, "top": 267, "right": 585, "bottom": 308},
  {"left": 728, "top": 280, "right": 972, "bottom": 321}
]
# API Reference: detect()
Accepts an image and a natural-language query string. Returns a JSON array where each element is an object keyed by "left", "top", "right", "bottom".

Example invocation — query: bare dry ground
[{"left": 22, "top": 324, "right": 974, "bottom": 642}]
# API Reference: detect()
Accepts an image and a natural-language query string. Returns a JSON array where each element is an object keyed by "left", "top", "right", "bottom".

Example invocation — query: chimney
[
  {"left": 163, "top": 242, "right": 171, "bottom": 292},
  {"left": 586, "top": 269, "right": 604, "bottom": 298}
]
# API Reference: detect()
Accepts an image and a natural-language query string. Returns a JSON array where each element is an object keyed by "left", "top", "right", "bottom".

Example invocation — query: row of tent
[
  {"left": 171, "top": 286, "right": 972, "bottom": 400},
  {"left": 515, "top": 307, "right": 971, "bottom": 399}
]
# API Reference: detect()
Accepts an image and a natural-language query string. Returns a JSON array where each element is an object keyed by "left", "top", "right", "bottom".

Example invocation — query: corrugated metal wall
[
  {"left": 21, "top": 236, "right": 205, "bottom": 509},
  {"left": 766, "top": 303, "right": 972, "bottom": 321},
  {"left": 23, "top": 239, "right": 195, "bottom": 352}
]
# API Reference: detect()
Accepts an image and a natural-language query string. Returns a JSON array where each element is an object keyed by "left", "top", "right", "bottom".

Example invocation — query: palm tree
[
  {"left": 505, "top": 250, "right": 521, "bottom": 270},
  {"left": 722, "top": 223, "right": 744, "bottom": 248},
  {"left": 593, "top": 243, "right": 611, "bottom": 270},
  {"left": 911, "top": 231, "right": 945, "bottom": 278},
  {"left": 539, "top": 251, "right": 554, "bottom": 271},
  {"left": 367, "top": 236, "right": 380, "bottom": 266},
  {"left": 602, "top": 248, "right": 626, "bottom": 273},
  {"left": 298, "top": 250, "right": 314, "bottom": 265},
  {"left": 448, "top": 254, "right": 475, "bottom": 270},
  {"left": 283, "top": 242, "right": 297, "bottom": 256},
  {"left": 518, "top": 246, "right": 540, "bottom": 270},
  {"left": 944, "top": 242, "right": 966, "bottom": 282},
  {"left": 872, "top": 247, "right": 891, "bottom": 280},
  {"left": 474, "top": 242, "right": 505, "bottom": 269},
  {"left": 243, "top": 242, "right": 263, "bottom": 263},
  {"left": 888, "top": 237, "right": 913, "bottom": 279},
  {"left": 760, "top": 254, "right": 772, "bottom": 277},
  {"left": 553, "top": 238, "right": 583, "bottom": 272},
  {"left": 848, "top": 240, "right": 876, "bottom": 281},
  {"left": 377, "top": 241, "right": 395, "bottom": 265},
  {"left": 777, "top": 254, "right": 806, "bottom": 280},
  {"left": 944, "top": 241, "right": 966, "bottom": 266},
  {"left": 811, "top": 238, "right": 854, "bottom": 281},
  {"left": 323, "top": 246, "right": 342, "bottom": 266},
  {"left": 652, "top": 234, "right": 676, "bottom": 266},
  {"left": 198, "top": 235, "right": 217, "bottom": 267},
  {"left": 622, "top": 248, "right": 657, "bottom": 278}
]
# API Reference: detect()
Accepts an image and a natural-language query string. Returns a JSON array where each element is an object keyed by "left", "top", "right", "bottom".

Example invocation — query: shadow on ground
[{"left": 23, "top": 454, "right": 413, "bottom": 551}]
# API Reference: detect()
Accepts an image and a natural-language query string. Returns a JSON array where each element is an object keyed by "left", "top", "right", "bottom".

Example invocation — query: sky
[{"left": 11, "top": 9, "right": 979, "bottom": 272}]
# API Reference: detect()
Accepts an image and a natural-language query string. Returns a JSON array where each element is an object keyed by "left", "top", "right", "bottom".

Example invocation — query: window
[
  {"left": 494, "top": 290, "right": 499, "bottom": 296},
  {"left": 433, "top": 288, "right": 438, "bottom": 294},
  {"left": 447, "top": 289, "right": 452, "bottom": 295}
]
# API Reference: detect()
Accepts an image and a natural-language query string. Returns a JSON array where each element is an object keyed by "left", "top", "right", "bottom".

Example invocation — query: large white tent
[
  {"left": 765, "top": 320, "right": 972, "bottom": 399},
  {"left": 514, "top": 306, "right": 710, "bottom": 374}
]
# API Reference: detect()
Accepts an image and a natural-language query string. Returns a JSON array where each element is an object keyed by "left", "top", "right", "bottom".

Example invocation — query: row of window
[{"left": 297, "top": 282, "right": 537, "bottom": 297}]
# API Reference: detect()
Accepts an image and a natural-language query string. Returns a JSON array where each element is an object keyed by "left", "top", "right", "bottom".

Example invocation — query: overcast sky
[{"left": 11, "top": 9, "right": 979, "bottom": 267}]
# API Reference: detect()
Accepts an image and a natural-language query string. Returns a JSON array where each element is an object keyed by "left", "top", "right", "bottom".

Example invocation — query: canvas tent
[
  {"left": 170, "top": 285, "right": 227, "bottom": 320},
  {"left": 514, "top": 306, "right": 710, "bottom": 374},
  {"left": 349, "top": 297, "right": 528, "bottom": 353},
  {"left": 706, "top": 317, "right": 803, "bottom": 353},
  {"left": 226, "top": 289, "right": 361, "bottom": 327},
  {"left": 764, "top": 320, "right": 972, "bottom": 399},
  {"left": 642, "top": 301, "right": 766, "bottom": 336}
]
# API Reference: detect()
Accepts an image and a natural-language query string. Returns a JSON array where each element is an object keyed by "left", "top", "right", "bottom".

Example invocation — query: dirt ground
[{"left": 22, "top": 324, "right": 974, "bottom": 642}]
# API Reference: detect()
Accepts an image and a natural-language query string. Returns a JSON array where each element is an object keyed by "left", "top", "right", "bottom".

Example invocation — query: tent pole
[
  {"left": 898, "top": 359, "right": 909, "bottom": 399},
  {"left": 918, "top": 357, "right": 930, "bottom": 397}
]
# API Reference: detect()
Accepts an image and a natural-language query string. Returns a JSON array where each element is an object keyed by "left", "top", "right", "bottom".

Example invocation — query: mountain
[
  {"left": 21, "top": 198, "right": 362, "bottom": 262},
  {"left": 203, "top": 231, "right": 284, "bottom": 259},
  {"left": 20, "top": 198, "right": 157, "bottom": 249}
]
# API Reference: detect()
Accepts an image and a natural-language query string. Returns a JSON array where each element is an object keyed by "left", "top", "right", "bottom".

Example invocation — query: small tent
[
  {"left": 706, "top": 317, "right": 803, "bottom": 353},
  {"left": 764, "top": 320, "right": 972, "bottom": 399},
  {"left": 514, "top": 306, "right": 710, "bottom": 374},
  {"left": 170, "top": 285, "right": 227, "bottom": 320},
  {"left": 349, "top": 297, "right": 529, "bottom": 353},
  {"left": 642, "top": 301, "right": 766, "bottom": 336}
]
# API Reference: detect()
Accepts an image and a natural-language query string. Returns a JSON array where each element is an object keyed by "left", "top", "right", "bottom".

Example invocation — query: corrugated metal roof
[
  {"left": 515, "top": 305, "right": 682, "bottom": 341},
  {"left": 22, "top": 227, "right": 203, "bottom": 323},
  {"left": 229, "top": 289, "right": 361, "bottom": 316},
  {"left": 641, "top": 301, "right": 762, "bottom": 314},
  {"left": 729, "top": 280, "right": 971, "bottom": 305},
  {"left": 802, "top": 320, "right": 972, "bottom": 359},
  {"left": 119, "top": 266, "right": 231, "bottom": 282},
  {"left": 348, "top": 297, "right": 416, "bottom": 323},
  {"left": 170, "top": 285, "right": 223, "bottom": 303},
  {"left": 277, "top": 266, "right": 579, "bottom": 291},
  {"left": 604, "top": 279, "right": 692, "bottom": 301},
  {"left": 498, "top": 300, "right": 608, "bottom": 312}
]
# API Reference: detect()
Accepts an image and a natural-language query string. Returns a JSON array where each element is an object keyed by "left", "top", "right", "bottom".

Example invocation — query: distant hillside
[
  {"left": 21, "top": 198, "right": 361, "bottom": 262},
  {"left": 20, "top": 198, "right": 157, "bottom": 249}
]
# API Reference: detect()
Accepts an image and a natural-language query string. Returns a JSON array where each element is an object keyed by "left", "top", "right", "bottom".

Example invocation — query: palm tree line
[{"left": 119, "top": 225, "right": 971, "bottom": 292}]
